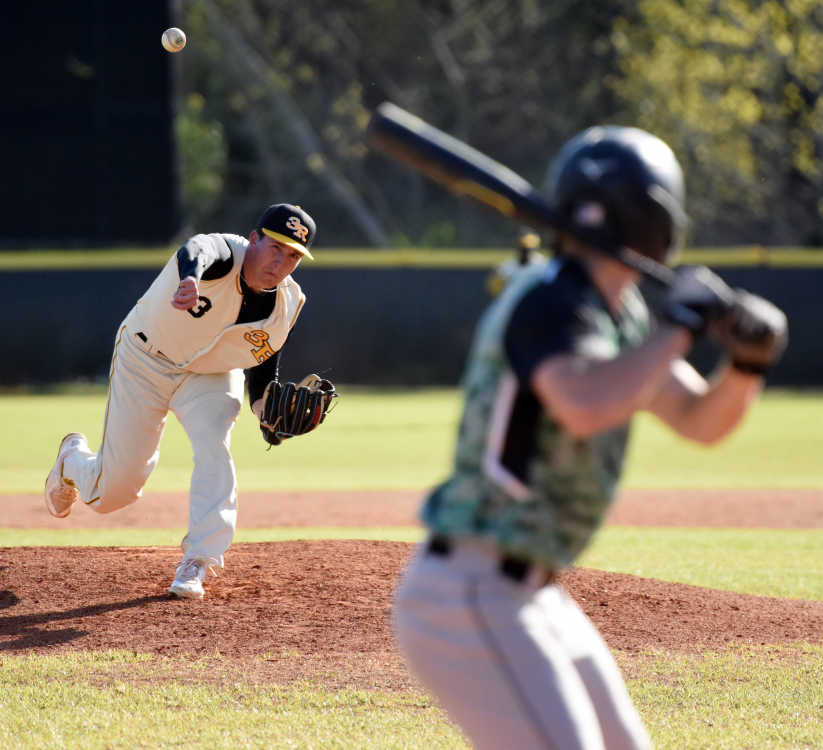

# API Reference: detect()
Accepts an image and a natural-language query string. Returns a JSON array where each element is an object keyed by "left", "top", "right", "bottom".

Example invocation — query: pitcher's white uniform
[{"left": 61, "top": 232, "right": 304, "bottom": 567}]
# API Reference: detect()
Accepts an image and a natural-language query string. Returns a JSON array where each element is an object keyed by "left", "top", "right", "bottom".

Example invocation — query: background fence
[{"left": 0, "top": 264, "right": 814, "bottom": 388}]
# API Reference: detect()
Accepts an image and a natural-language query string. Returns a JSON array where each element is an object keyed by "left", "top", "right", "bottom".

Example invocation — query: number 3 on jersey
[{"left": 187, "top": 296, "right": 212, "bottom": 318}]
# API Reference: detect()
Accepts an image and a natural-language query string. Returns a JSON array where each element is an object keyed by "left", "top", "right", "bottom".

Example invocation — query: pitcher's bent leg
[
  {"left": 62, "top": 327, "right": 173, "bottom": 513},
  {"left": 172, "top": 369, "right": 244, "bottom": 567}
]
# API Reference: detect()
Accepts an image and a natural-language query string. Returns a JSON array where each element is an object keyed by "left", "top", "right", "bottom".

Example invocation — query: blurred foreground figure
[{"left": 393, "top": 126, "right": 787, "bottom": 749}]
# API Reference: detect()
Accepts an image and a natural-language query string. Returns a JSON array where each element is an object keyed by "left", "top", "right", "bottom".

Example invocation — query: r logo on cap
[
  {"left": 286, "top": 215, "right": 310, "bottom": 242},
  {"left": 256, "top": 203, "right": 317, "bottom": 259}
]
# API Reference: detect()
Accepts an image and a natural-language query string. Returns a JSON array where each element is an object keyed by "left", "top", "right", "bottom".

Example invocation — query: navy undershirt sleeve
[{"left": 176, "top": 236, "right": 234, "bottom": 281}]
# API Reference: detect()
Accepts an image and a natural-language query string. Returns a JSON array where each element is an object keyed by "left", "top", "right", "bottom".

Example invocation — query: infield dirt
[{"left": 2, "top": 488, "right": 822, "bottom": 690}]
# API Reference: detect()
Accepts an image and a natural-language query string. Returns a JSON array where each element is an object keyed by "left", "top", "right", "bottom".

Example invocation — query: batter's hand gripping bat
[{"left": 365, "top": 101, "right": 675, "bottom": 288}]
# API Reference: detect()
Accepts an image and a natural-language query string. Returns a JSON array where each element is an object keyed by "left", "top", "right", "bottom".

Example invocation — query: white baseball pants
[
  {"left": 393, "top": 538, "right": 652, "bottom": 750},
  {"left": 62, "top": 324, "right": 244, "bottom": 567}
]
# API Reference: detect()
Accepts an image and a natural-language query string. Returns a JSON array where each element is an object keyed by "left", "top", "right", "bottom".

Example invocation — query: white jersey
[{"left": 124, "top": 233, "right": 305, "bottom": 374}]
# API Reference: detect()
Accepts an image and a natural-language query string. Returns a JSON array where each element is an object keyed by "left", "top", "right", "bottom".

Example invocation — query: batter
[
  {"left": 393, "top": 127, "right": 788, "bottom": 749},
  {"left": 45, "top": 203, "right": 320, "bottom": 600}
]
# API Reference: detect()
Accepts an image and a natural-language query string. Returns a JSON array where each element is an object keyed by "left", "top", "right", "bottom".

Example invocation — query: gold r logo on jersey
[
  {"left": 286, "top": 215, "right": 309, "bottom": 242},
  {"left": 244, "top": 329, "right": 275, "bottom": 363}
]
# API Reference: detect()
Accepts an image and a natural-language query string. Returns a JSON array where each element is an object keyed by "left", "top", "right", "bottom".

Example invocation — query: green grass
[
  {"left": 2, "top": 647, "right": 822, "bottom": 750},
  {"left": 3, "top": 385, "right": 822, "bottom": 749},
  {"left": 621, "top": 644, "right": 823, "bottom": 749},
  {"left": 0, "top": 651, "right": 467, "bottom": 750},
  {"left": 578, "top": 527, "right": 823, "bottom": 600},
  {"left": 623, "top": 391, "right": 823, "bottom": 488},
  {"left": 0, "top": 386, "right": 459, "bottom": 492},
  {"left": 2, "top": 387, "right": 820, "bottom": 492}
]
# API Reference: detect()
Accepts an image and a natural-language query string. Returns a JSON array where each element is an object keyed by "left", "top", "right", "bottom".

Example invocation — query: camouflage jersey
[{"left": 422, "top": 256, "right": 651, "bottom": 569}]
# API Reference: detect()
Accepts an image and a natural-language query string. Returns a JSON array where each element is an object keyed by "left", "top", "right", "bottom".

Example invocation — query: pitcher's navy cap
[{"left": 257, "top": 203, "right": 316, "bottom": 259}]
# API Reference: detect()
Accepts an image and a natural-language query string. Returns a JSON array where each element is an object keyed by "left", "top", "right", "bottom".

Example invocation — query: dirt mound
[
  {"left": 2, "top": 541, "right": 822, "bottom": 689},
  {"left": 560, "top": 567, "right": 823, "bottom": 652},
  {"left": 4, "top": 487, "right": 822, "bottom": 689}
]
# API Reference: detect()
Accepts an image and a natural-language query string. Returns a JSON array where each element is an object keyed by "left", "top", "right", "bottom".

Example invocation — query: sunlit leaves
[{"left": 612, "top": 0, "right": 823, "bottom": 242}]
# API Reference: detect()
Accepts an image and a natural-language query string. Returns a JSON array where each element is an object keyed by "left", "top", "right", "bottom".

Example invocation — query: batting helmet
[{"left": 543, "top": 126, "right": 688, "bottom": 264}]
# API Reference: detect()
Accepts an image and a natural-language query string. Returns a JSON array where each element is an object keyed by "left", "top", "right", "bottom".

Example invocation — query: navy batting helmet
[{"left": 543, "top": 126, "right": 688, "bottom": 264}]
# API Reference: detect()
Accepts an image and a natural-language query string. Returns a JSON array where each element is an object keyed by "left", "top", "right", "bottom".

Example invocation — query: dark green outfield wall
[{"left": 0, "top": 266, "right": 817, "bottom": 387}]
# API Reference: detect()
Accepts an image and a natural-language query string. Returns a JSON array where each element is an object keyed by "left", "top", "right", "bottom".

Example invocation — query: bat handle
[{"left": 616, "top": 247, "right": 675, "bottom": 288}]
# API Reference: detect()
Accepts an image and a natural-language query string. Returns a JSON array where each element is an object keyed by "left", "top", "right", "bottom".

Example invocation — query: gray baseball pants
[{"left": 393, "top": 537, "right": 652, "bottom": 750}]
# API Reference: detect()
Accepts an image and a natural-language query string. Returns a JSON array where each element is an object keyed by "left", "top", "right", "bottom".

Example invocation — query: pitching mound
[
  {"left": 4, "top": 488, "right": 823, "bottom": 689},
  {"left": 2, "top": 540, "right": 823, "bottom": 690}
]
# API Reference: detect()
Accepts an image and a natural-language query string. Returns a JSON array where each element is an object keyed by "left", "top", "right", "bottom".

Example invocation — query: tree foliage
[
  {"left": 176, "top": 0, "right": 823, "bottom": 247},
  {"left": 611, "top": 0, "right": 823, "bottom": 244},
  {"left": 175, "top": 92, "right": 227, "bottom": 233}
]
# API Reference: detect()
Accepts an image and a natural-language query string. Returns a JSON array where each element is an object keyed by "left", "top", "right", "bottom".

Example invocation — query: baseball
[{"left": 161, "top": 27, "right": 186, "bottom": 53}]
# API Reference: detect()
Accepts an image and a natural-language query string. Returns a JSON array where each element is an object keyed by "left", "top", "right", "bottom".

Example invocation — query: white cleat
[
  {"left": 168, "top": 558, "right": 213, "bottom": 600},
  {"left": 44, "top": 433, "right": 88, "bottom": 518}
]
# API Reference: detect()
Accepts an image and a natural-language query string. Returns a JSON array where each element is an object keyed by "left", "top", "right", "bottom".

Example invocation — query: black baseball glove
[{"left": 259, "top": 374, "right": 337, "bottom": 446}]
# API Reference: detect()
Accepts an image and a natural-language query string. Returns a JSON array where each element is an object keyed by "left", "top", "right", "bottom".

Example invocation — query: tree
[
  {"left": 175, "top": 92, "right": 227, "bottom": 235},
  {"left": 610, "top": 0, "right": 823, "bottom": 245},
  {"left": 178, "top": 0, "right": 634, "bottom": 245}
]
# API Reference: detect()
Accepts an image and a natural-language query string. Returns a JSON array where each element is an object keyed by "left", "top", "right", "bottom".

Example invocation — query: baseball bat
[{"left": 366, "top": 101, "right": 675, "bottom": 288}]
